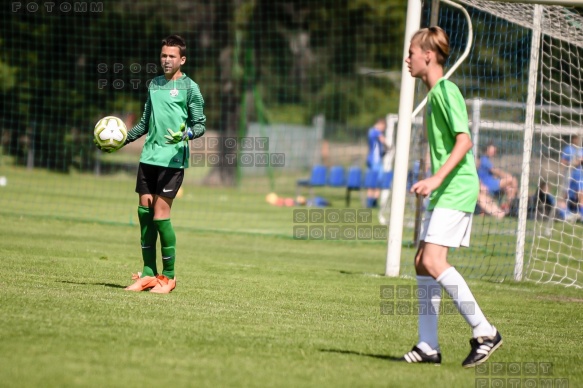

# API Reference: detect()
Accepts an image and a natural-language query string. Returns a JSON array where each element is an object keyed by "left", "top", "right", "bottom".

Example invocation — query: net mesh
[{"left": 528, "top": 8, "right": 583, "bottom": 288}]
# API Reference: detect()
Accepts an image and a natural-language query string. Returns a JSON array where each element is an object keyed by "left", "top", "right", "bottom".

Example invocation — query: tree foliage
[{"left": 0, "top": 0, "right": 407, "bottom": 172}]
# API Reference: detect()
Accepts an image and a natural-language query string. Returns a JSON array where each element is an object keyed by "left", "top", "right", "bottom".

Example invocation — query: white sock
[
  {"left": 416, "top": 275, "right": 441, "bottom": 351},
  {"left": 416, "top": 341, "right": 436, "bottom": 355},
  {"left": 436, "top": 267, "right": 494, "bottom": 338}
]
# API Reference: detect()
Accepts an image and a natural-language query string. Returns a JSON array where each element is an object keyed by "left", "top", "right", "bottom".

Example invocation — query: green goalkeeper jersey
[
  {"left": 426, "top": 78, "right": 479, "bottom": 213},
  {"left": 126, "top": 74, "right": 206, "bottom": 169}
]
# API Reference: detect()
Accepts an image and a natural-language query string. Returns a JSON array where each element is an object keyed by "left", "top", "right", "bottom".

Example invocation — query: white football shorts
[{"left": 419, "top": 208, "right": 473, "bottom": 248}]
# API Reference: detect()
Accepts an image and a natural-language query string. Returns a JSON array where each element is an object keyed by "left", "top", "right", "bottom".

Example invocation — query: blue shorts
[
  {"left": 481, "top": 176, "right": 500, "bottom": 194},
  {"left": 367, "top": 163, "right": 384, "bottom": 188}
]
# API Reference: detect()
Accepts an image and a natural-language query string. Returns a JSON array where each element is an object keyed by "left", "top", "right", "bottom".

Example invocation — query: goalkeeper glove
[
  {"left": 93, "top": 138, "right": 116, "bottom": 153},
  {"left": 165, "top": 123, "right": 193, "bottom": 144}
]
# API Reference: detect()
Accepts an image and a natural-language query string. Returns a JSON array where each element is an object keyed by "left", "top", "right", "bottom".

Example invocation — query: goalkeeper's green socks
[
  {"left": 154, "top": 218, "right": 176, "bottom": 279},
  {"left": 138, "top": 206, "right": 158, "bottom": 277}
]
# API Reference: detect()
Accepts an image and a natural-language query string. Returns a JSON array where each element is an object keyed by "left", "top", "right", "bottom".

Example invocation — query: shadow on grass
[
  {"left": 337, "top": 270, "right": 384, "bottom": 277},
  {"left": 338, "top": 270, "right": 362, "bottom": 275},
  {"left": 58, "top": 280, "right": 126, "bottom": 289},
  {"left": 320, "top": 348, "right": 402, "bottom": 362}
]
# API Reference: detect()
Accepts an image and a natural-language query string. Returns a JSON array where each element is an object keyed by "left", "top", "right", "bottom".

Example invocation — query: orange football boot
[
  {"left": 124, "top": 272, "right": 158, "bottom": 291},
  {"left": 150, "top": 275, "right": 176, "bottom": 294}
]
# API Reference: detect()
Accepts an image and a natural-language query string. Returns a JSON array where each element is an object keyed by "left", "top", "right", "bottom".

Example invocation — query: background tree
[{"left": 0, "top": 0, "right": 407, "bottom": 179}]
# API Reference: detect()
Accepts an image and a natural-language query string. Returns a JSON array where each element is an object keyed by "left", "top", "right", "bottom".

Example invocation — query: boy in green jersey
[
  {"left": 97, "top": 35, "right": 206, "bottom": 293},
  {"left": 399, "top": 27, "right": 502, "bottom": 368}
]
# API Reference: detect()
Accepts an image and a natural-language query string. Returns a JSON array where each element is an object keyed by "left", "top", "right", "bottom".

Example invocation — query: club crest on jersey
[{"left": 170, "top": 88, "right": 179, "bottom": 97}]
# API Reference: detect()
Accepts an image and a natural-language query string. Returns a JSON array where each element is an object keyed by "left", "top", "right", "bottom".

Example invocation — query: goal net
[{"left": 400, "top": 0, "right": 583, "bottom": 288}]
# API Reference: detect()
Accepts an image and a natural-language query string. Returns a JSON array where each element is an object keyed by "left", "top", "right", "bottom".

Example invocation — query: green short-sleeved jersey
[
  {"left": 426, "top": 78, "right": 479, "bottom": 213},
  {"left": 126, "top": 74, "right": 206, "bottom": 169}
]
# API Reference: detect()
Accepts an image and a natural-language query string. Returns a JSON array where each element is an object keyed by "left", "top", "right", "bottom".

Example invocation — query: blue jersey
[
  {"left": 569, "top": 167, "right": 583, "bottom": 199},
  {"left": 561, "top": 145, "right": 583, "bottom": 166},
  {"left": 478, "top": 155, "right": 500, "bottom": 192},
  {"left": 477, "top": 155, "right": 493, "bottom": 180},
  {"left": 367, "top": 128, "right": 384, "bottom": 168}
]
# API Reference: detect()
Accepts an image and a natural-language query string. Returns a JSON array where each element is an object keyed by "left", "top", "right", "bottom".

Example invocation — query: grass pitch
[{"left": 0, "top": 166, "right": 582, "bottom": 387}]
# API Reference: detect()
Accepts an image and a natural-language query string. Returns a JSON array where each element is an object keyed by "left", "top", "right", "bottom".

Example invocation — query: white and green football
[{"left": 94, "top": 116, "right": 127, "bottom": 151}]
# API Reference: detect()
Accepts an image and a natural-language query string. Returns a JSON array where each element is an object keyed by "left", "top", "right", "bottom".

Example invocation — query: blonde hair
[{"left": 411, "top": 26, "right": 450, "bottom": 65}]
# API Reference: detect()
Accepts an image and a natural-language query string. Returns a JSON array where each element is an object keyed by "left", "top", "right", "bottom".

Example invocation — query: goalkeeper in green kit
[{"left": 96, "top": 35, "right": 206, "bottom": 293}]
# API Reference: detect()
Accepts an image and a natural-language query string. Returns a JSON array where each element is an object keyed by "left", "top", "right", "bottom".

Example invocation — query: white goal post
[{"left": 387, "top": 0, "right": 583, "bottom": 288}]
